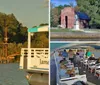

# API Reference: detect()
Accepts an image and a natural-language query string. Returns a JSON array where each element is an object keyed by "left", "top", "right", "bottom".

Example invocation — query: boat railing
[
  {"left": 53, "top": 51, "right": 61, "bottom": 85},
  {"left": 53, "top": 50, "right": 87, "bottom": 85},
  {"left": 21, "top": 48, "right": 48, "bottom": 56},
  {"left": 19, "top": 48, "right": 49, "bottom": 71}
]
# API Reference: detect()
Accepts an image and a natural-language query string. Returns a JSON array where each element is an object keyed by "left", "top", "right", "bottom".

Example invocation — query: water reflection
[{"left": 0, "top": 63, "right": 29, "bottom": 85}]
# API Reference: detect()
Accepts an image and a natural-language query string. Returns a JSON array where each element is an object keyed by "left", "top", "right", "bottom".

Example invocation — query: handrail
[{"left": 53, "top": 50, "right": 60, "bottom": 85}]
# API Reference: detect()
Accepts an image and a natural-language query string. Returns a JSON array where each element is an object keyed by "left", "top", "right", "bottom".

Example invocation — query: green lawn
[
  {"left": 50, "top": 27, "right": 100, "bottom": 32},
  {"left": 50, "top": 28, "right": 78, "bottom": 32}
]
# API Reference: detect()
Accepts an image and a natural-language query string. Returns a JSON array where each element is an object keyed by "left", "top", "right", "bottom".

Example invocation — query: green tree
[
  {"left": 39, "top": 23, "right": 48, "bottom": 26},
  {"left": 77, "top": 0, "right": 100, "bottom": 28},
  {"left": 31, "top": 24, "right": 49, "bottom": 48},
  {"left": 31, "top": 32, "right": 48, "bottom": 48},
  {"left": 0, "top": 12, "right": 27, "bottom": 43}
]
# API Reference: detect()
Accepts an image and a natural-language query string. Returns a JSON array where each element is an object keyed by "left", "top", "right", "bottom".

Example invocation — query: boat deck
[
  {"left": 50, "top": 55, "right": 100, "bottom": 85},
  {"left": 78, "top": 63, "right": 100, "bottom": 85}
]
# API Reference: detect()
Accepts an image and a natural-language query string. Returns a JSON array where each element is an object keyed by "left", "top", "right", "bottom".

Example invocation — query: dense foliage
[
  {"left": 0, "top": 12, "right": 27, "bottom": 43},
  {"left": 50, "top": 4, "right": 71, "bottom": 27},
  {"left": 0, "top": 12, "right": 48, "bottom": 61},
  {"left": 77, "top": 0, "right": 100, "bottom": 28}
]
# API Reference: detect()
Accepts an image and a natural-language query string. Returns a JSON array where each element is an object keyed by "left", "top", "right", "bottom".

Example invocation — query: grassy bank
[
  {"left": 50, "top": 27, "right": 100, "bottom": 32},
  {"left": 50, "top": 28, "right": 77, "bottom": 32}
]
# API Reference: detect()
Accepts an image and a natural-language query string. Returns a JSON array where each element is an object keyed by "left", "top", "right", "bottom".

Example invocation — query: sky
[
  {"left": 51, "top": 0, "right": 77, "bottom": 7},
  {"left": 0, "top": 0, "right": 48, "bottom": 28}
]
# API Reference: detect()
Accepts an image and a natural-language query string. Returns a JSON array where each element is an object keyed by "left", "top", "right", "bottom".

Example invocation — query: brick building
[{"left": 61, "top": 7, "right": 90, "bottom": 29}]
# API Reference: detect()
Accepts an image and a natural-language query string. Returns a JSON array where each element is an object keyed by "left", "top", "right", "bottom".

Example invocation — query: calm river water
[{"left": 0, "top": 63, "right": 29, "bottom": 85}]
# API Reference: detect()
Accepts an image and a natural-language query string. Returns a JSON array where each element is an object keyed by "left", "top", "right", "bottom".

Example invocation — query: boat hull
[{"left": 26, "top": 70, "right": 48, "bottom": 85}]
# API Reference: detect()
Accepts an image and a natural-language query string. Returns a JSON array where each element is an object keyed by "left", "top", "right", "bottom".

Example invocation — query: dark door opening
[
  {"left": 59, "top": 16, "right": 61, "bottom": 25},
  {"left": 65, "top": 16, "right": 68, "bottom": 28}
]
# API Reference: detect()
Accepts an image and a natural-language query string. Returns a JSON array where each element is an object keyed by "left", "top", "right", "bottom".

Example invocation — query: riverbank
[
  {"left": 51, "top": 28, "right": 100, "bottom": 32},
  {"left": 51, "top": 32, "right": 100, "bottom": 41}
]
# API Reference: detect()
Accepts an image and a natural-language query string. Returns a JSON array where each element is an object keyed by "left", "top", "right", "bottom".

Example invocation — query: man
[
  {"left": 86, "top": 49, "right": 92, "bottom": 58},
  {"left": 68, "top": 49, "right": 74, "bottom": 63},
  {"left": 62, "top": 49, "right": 68, "bottom": 59},
  {"left": 88, "top": 54, "right": 96, "bottom": 60},
  {"left": 59, "top": 64, "right": 70, "bottom": 78}
]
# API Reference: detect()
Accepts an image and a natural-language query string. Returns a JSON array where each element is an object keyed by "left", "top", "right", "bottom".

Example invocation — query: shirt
[
  {"left": 62, "top": 51, "right": 68, "bottom": 58},
  {"left": 86, "top": 51, "right": 92, "bottom": 57},
  {"left": 59, "top": 69, "right": 70, "bottom": 78}
]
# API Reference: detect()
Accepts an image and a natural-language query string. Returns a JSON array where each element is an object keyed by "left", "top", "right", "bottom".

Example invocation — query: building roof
[
  {"left": 28, "top": 26, "right": 48, "bottom": 32},
  {"left": 76, "top": 12, "right": 91, "bottom": 20}
]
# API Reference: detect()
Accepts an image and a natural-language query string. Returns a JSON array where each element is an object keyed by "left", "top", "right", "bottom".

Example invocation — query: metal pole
[
  {"left": 27, "top": 32, "right": 34, "bottom": 69},
  {"left": 27, "top": 32, "right": 31, "bottom": 69},
  {"left": 28, "top": 32, "right": 31, "bottom": 48}
]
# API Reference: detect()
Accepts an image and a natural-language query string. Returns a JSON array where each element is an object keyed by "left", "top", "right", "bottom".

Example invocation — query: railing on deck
[
  {"left": 20, "top": 48, "right": 49, "bottom": 71},
  {"left": 21, "top": 48, "right": 48, "bottom": 58}
]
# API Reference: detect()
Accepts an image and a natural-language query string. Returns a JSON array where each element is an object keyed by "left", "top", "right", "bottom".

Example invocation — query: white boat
[
  {"left": 19, "top": 26, "right": 49, "bottom": 85},
  {"left": 52, "top": 49, "right": 87, "bottom": 85},
  {"left": 51, "top": 43, "right": 100, "bottom": 85}
]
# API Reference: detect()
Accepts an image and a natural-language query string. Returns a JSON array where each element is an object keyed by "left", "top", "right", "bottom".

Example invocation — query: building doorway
[{"left": 65, "top": 16, "right": 68, "bottom": 28}]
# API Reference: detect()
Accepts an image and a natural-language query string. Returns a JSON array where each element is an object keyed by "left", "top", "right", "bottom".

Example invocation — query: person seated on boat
[
  {"left": 76, "top": 50, "right": 80, "bottom": 55},
  {"left": 57, "top": 58, "right": 65, "bottom": 68},
  {"left": 85, "top": 49, "right": 92, "bottom": 58},
  {"left": 59, "top": 64, "right": 70, "bottom": 78},
  {"left": 68, "top": 49, "right": 75, "bottom": 63},
  {"left": 74, "top": 52, "right": 80, "bottom": 66},
  {"left": 95, "top": 57, "right": 100, "bottom": 64},
  {"left": 56, "top": 53, "right": 64, "bottom": 63},
  {"left": 62, "top": 49, "right": 68, "bottom": 59},
  {"left": 67, "top": 67, "right": 75, "bottom": 77},
  {"left": 88, "top": 54, "right": 96, "bottom": 60},
  {"left": 79, "top": 50, "right": 84, "bottom": 59},
  {"left": 75, "top": 50, "right": 80, "bottom": 60},
  {"left": 59, "top": 58, "right": 68, "bottom": 65}
]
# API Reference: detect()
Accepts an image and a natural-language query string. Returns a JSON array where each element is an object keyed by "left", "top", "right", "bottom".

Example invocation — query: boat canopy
[{"left": 28, "top": 26, "right": 48, "bottom": 33}]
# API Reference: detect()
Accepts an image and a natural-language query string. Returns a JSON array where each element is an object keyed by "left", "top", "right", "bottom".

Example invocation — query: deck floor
[{"left": 78, "top": 63, "right": 100, "bottom": 85}]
